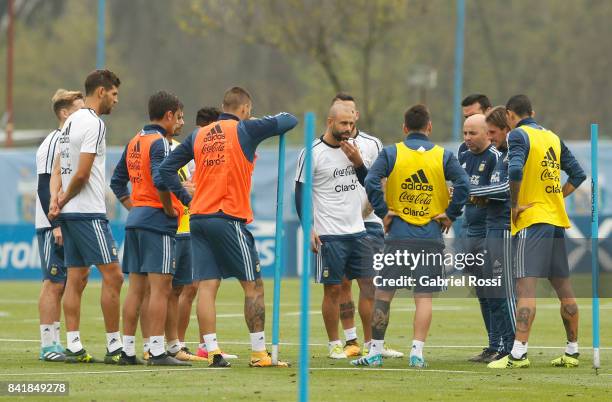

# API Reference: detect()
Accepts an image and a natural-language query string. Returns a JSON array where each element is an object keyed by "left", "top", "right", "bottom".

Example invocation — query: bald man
[
  {"left": 295, "top": 103, "right": 375, "bottom": 359},
  {"left": 459, "top": 114, "right": 503, "bottom": 363}
]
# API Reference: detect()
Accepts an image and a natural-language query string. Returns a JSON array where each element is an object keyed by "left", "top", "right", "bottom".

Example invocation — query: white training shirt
[
  {"left": 58, "top": 108, "right": 107, "bottom": 214},
  {"left": 353, "top": 130, "right": 383, "bottom": 226},
  {"left": 296, "top": 137, "right": 365, "bottom": 236},
  {"left": 35, "top": 129, "right": 61, "bottom": 229}
]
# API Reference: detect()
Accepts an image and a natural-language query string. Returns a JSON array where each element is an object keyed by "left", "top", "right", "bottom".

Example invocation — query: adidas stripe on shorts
[{"left": 60, "top": 217, "right": 119, "bottom": 267}]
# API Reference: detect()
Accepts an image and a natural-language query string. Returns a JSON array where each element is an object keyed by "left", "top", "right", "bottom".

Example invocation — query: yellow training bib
[
  {"left": 386, "top": 143, "right": 449, "bottom": 226},
  {"left": 173, "top": 139, "right": 191, "bottom": 235},
  {"left": 511, "top": 125, "right": 570, "bottom": 235}
]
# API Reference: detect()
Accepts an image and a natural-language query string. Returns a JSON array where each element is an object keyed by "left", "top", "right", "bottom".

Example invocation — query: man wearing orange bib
[
  {"left": 488, "top": 95, "right": 586, "bottom": 369},
  {"left": 160, "top": 87, "right": 298, "bottom": 367},
  {"left": 110, "top": 91, "right": 191, "bottom": 366}
]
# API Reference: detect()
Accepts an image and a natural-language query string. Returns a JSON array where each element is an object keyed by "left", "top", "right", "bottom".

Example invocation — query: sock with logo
[
  {"left": 364, "top": 341, "right": 372, "bottom": 351},
  {"left": 198, "top": 342, "right": 206, "bottom": 351},
  {"left": 167, "top": 339, "right": 181, "bottom": 355},
  {"left": 511, "top": 340, "right": 527, "bottom": 359},
  {"left": 123, "top": 336, "right": 136, "bottom": 357},
  {"left": 344, "top": 327, "right": 358, "bottom": 343},
  {"left": 66, "top": 331, "right": 83, "bottom": 353},
  {"left": 149, "top": 335, "right": 165, "bottom": 357},
  {"left": 250, "top": 331, "right": 266, "bottom": 352},
  {"left": 40, "top": 324, "right": 54, "bottom": 348},
  {"left": 203, "top": 333, "right": 218, "bottom": 353},
  {"left": 143, "top": 338, "right": 150, "bottom": 353},
  {"left": 565, "top": 341, "right": 578, "bottom": 355},
  {"left": 53, "top": 321, "right": 62, "bottom": 345},
  {"left": 369, "top": 339, "right": 384, "bottom": 356},
  {"left": 410, "top": 340, "right": 424, "bottom": 359},
  {"left": 106, "top": 331, "right": 122, "bottom": 353}
]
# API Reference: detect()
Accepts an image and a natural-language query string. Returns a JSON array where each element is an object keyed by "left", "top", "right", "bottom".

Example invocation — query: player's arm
[
  {"left": 441, "top": 150, "right": 470, "bottom": 221},
  {"left": 559, "top": 140, "right": 587, "bottom": 198},
  {"left": 48, "top": 153, "right": 62, "bottom": 221},
  {"left": 58, "top": 152, "right": 95, "bottom": 209},
  {"left": 507, "top": 129, "right": 531, "bottom": 221},
  {"left": 151, "top": 138, "right": 179, "bottom": 217},
  {"left": 239, "top": 112, "right": 298, "bottom": 162},
  {"left": 110, "top": 145, "right": 132, "bottom": 210},
  {"left": 159, "top": 132, "right": 195, "bottom": 206},
  {"left": 470, "top": 158, "right": 509, "bottom": 201},
  {"left": 365, "top": 148, "right": 393, "bottom": 220}
]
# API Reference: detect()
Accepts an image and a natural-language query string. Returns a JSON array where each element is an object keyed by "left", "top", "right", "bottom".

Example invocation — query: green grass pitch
[{"left": 0, "top": 279, "right": 610, "bottom": 401}]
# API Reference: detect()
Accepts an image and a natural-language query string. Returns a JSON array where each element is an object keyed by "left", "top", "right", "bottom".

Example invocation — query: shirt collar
[
  {"left": 219, "top": 113, "right": 240, "bottom": 122},
  {"left": 405, "top": 132, "right": 430, "bottom": 142},
  {"left": 517, "top": 117, "right": 537, "bottom": 128},
  {"left": 142, "top": 124, "right": 166, "bottom": 135}
]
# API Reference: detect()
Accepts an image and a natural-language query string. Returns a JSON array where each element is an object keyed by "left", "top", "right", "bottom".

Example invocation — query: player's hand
[
  {"left": 433, "top": 212, "right": 452, "bottom": 234},
  {"left": 448, "top": 186, "right": 454, "bottom": 198},
  {"left": 311, "top": 230, "right": 322, "bottom": 253},
  {"left": 511, "top": 204, "right": 533, "bottom": 223},
  {"left": 183, "top": 180, "right": 195, "bottom": 197},
  {"left": 339, "top": 140, "right": 364, "bottom": 168},
  {"left": 470, "top": 196, "right": 488, "bottom": 207},
  {"left": 383, "top": 211, "right": 397, "bottom": 233},
  {"left": 52, "top": 226, "right": 63, "bottom": 246},
  {"left": 48, "top": 198, "right": 60, "bottom": 221},
  {"left": 163, "top": 205, "right": 179, "bottom": 218}
]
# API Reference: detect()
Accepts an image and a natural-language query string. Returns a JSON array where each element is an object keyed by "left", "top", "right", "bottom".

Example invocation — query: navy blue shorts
[
  {"left": 375, "top": 239, "right": 445, "bottom": 293},
  {"left": 315, "top": 234, "right": 374, "bottom": 285},
  {"left": 514, "top": 223, "right": 570, "bottom": 279},
  {"left": 60, "top": 218, "right": 119, "bottom": 268},
  {"left": 190, "top": 217, "right": 261, "bottom": 282},
  {"left": 173, "top": 235, "right": 193, "bottom": 286},
  {"left": 36, "top": 228, "right": 66, "bottom": 283},
  {"left": 365, "top": 222, "right": 385, "bottom": 254},
  {"left": 123, "top": 228, "right": 176, "bottom": 275}
]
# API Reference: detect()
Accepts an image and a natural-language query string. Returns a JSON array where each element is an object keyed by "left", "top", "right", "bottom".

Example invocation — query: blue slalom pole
[
  {"left": 452, "top": 0, "right": 465, "bottom": 141},
  {"left": 271, "top": 133, "right": 286, "bottom": 365},
  {"left": 96, "top": 0, "right": 106, "bottom": 69},
  {"left": 591, "top": 123, "right": 600, "bottom": 371},
  {"left": 299, "top": 112, "right": 315, "bottom": 402}
]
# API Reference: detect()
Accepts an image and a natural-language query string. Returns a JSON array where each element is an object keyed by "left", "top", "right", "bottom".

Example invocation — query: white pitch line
[
  {"left": 310, "top": 367, "right": 482, "bottom": 374},
  {"left": 0, "top": 367, "right": 230, "bottom": 377}
]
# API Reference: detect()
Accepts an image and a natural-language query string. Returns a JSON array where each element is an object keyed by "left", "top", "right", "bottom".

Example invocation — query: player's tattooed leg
[
  {"left": 372, "top": 299, "right": 390, "bottom": 340},
  {"left": 340, "top": 301, "right": 355, "bottom": 321}
]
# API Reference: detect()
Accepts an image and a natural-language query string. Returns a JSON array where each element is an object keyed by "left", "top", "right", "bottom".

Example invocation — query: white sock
[
  {"left": 67, "top": 331, "right": 83, "bottom": 353},
  {"left": 344, "top": 327, "right": 358, "bottom": 342},
  {"left": 167, "top": 339, "right": 181, "bottom": 354},
  {"left": 123, "top": 336, "right": 136, "bottom": 357},
  {"left": 411, "top": 340, "right": 425, "bottom": 358},
  {"left": 178, "top": 341, "right": 186, "bottom": 349},
  {"left": 53, "top": 321, "right": 61, "bottom": 345},
  {"left": 143, "top": 338, "right": 150, "bottom": 353},
  {"left": 250, "top": 331, "right": 266, "bottom": 352},
  {"left": 203, "top": 333, "right": 218, "bottom": 353},
  {"left": 511, "top": 340, "right": 528, "bottom": 359},
  {"left": 565, "top": 341, "right": 578, "bottom": 355},
  {"left": 106, "top": 331, "right": 122, "bottom": 353},
  {"left": 369, "top": 339, "right": 384, "bottom": 356},
  {"left": 40, "top": 324, "right": 54, "bottom": 348},
  {"left": 150, "top": 335, "right": 165, "bottom": 357},
  {"left": 198, "top": 342, "right": 206, "bottom": 351},
  {"left": 328, "top": 339, "right": 342, "bottom": 352},
  {"left": 364, "top": 341, "right": 371, "bottom": 350}
]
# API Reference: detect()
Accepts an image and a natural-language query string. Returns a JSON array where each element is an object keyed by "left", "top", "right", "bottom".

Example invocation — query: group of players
[{"left": 34, "top": 68, "right": 586, "bottom": 370}]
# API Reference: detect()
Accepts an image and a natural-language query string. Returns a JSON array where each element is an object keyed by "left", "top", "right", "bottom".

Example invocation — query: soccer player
[
  {"left": 353, "top": 104, "right": 469, "bottom": 368},
  {"left": 110, "top": 91, "right": 191, "bottom": 366},
  {"left": 470, "top": 106, "right": 516, "bottom": 360},
  {"left": 295, "top": 102, "right": 375, "bottom": 360},
  {"left": 329, "top": 93, "right": 403, "bottom": 359},
  {"left": 488, "top": 95, "right": 586, "bottom": 369},
  {"left": 160, "top": 86, "right": 298, "bottom": 367},
  {"left": 458, "top": 94, "right": 492, "bottom": 155},
  {"left": 458, "top": 114, "right": 503, "bottom": 363},
  {"left": 48, "top": 70, "right": 124, "bottom": 363},
  {"left": 36, "top": 89, "right": 84, "bottom": 362}
]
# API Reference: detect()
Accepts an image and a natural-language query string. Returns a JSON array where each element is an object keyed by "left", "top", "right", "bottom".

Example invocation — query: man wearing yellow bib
[
  {"left": 352, "top": 105, "right": 469, "bottom": 368},
  {"left": 488, "top": 95, "right": 586, "bottom": 369}
]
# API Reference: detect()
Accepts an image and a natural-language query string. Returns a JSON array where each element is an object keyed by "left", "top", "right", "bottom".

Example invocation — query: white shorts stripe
[
  {"left": 233, "top": 222, "right": 252, "bottom": 281},
  {"left": 92, "top": 220, "right": 110, "bottom": 264},
  {"left": 44, "top": 230, "right": 51, "bottom": 269}
]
